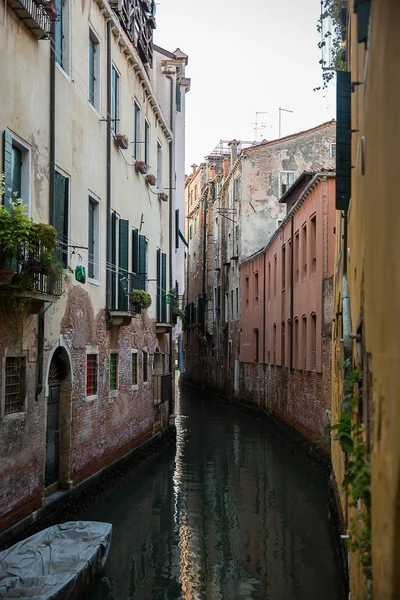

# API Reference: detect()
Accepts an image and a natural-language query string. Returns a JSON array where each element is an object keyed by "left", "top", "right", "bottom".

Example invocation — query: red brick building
[{"left": 240, "top": 171, "right": 335, "bottom": 450}]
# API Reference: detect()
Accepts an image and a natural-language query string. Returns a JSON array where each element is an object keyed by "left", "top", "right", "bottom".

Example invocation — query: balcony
[
  {"left": 153, "top": 373, "right": 172, "bottom": 406},
  {"left": 109, "top": 272, "right": 146, "bottom": 326},
  {"left": 0, "top": 235, "right": 63, "bottom": 314},
  {"left": 8, "top": 0, "right": 52, "bottom": 39}
]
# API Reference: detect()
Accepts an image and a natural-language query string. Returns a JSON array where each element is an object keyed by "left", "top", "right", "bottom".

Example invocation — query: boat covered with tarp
[{"left": 0, "top": 521, "right": 112, "bottom": 599}]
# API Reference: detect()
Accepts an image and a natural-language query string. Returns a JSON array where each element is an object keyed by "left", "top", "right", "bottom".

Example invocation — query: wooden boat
[{"left": 0, "top": 521, "right": 112, "bottom": 599}]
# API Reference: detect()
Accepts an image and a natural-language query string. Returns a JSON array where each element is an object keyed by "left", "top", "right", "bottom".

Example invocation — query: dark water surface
[{"left": 81, "top": 385, "right": 343, "bottom": 600}]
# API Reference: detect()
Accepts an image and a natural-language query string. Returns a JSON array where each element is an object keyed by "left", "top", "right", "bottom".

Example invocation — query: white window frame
[
  {"left": 144, "top": 119, "right": 150, "bottom": 165},
  {"left": 1, "top": 351, "right": 28, "bottom": 419},
  {"left": 88, "top": 193, "right": 100, "bottom": 283},
  {"left": 111, "top": 64, "right": 120, "bottom": 135},
  {"left": 131, "top": 349, "right": 139, "bottom": 390},
  {"left": 9, "top": 132, "right": 31, "bottom": 215},
  {"left": 88, "top": 26, "right": 101, "bottom": 113},
  {"left": 156, "top": 140, "right": 163, "bottom": 191},
  {"left": 133, "top": 100, "right": 141, "bottom": 160},
  {"left": 279, "top": 171, "right": 295, "bottom": 197},
  {"left": 85, "top": 346, "right": 99, "bottom": 401},
  {"left": 55, "top": 0, "right": 71, "bottom": 76},
  {"left": 330, "top": 143, "right": 337, "bottom": 158}
]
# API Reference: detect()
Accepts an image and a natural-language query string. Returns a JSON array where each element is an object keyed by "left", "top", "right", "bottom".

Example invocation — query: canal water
[{"left": 81, "top": 384, "right": 344, "bottom": 600}]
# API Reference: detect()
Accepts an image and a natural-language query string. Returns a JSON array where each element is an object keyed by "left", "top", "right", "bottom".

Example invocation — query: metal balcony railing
[
  {"left": 111, "top": 271, "right": 146, "bottom": 312},
  {"left": 8, "top": 0, "right": 51, "bottom": 39}
]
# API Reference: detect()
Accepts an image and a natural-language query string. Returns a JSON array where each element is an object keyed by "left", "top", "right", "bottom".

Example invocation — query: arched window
[
  {"left": 281, "top": 321, "right": 285, "bottom": 366},
  {"left": 311, "top": 313, "right": 317, "bottom": 370},
  {"left": 254, "top": 328, "right": 259, "bottom": 363},
  {"left": 302, "top": 315, "right": 307, "bottom": 370},
  {"left": 294, "top": 318, "right": 299, "bottom": 368}
]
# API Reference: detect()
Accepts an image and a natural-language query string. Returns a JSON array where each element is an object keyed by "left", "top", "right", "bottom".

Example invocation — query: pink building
[{"left": 240, "top": 171, "right": 335, "bottom": 450}]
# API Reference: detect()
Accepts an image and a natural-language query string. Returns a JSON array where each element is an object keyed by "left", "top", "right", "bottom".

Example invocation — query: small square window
[
  {"left": 132, "top": 352, "right": 138, "bottom": 386},
  {"left": 110, "top": 353, "right": 118, "bottom": 391},
  {"left": 330, "top": 143, "right": 336, "bottom": 158},
  {"left": 86, "top": 354, "right": 98, "bottom": 396},
  {"left": 4, "top": 357, "right": 26, "bottom": 414},
  {"left": 143, "top": 351, "right": 148, "bottom": 383}
]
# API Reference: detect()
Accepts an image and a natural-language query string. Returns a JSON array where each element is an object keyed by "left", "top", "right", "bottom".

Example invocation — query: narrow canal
[{"left": 81, "top": 384, "right": 344, "bottom": 600}]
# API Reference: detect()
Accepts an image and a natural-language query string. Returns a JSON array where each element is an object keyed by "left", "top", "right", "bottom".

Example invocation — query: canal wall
[{"left": 0, "top": 425, "right": 175, "bottom": 551}]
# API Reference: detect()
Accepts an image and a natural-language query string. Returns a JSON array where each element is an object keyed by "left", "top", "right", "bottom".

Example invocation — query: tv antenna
[{"left": 253, "top": 111, "right": 268, "bottom": 141}]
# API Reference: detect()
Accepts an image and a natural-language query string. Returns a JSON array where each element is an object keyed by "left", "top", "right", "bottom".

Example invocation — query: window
[
  {"left": 132, "top": 229, "right": 147, "bottom": 289},
  {"left": 330, "top": 143, "right": 336, "bottom": 158},
  {"left": 254, "top": 272, "right": 259, "bottom": 302},
  {"left": 231, "top": 289, "right": 234, "bottom": 319},
  {"left": 86, "top": 354, "right": 98, "bottom": 396},
  {"left": 157, "top": 141, "right": 162, "bottom": 190},
  {"left": 302, "top": 224, "right": 307, "bottom": 277},
  {"left": 295, "top": 231, "right": 300, "bottom": 283},
  {"left": 274, "top": 254, "right": 277, "bottom": 297},
  {"left": 302, "top": 316, "right": 307, "bottom": 370},
  {"left": 109, "top": 353, "right": 118, "bottom": 391},
  {"left": 133, "top": 102, "right": 141, "bottom": 159},
  {"left": 132, "top": 351, "right": 138, "bottom": 386},
  {"left": 236, "top": 287, "right": 239, "bottom": 316},
  {"left": 254, "top": 329, "right": 259, "bottom": 363},
  {"left": 268, "top": 262, "right": 271, "bottom": 300},
  {"left": 311, "top": 314, "right": 317, "bottom": 371},
  {"left": 88, "top": 197, "right": 99, "bottom": 280},
  {"left": 88, "top": 29, "right": 100, "bottom": 110},
  {"left": 54, "top": 171, "right": 69, "bottom": 266},
  {"left": 3, "top": 131, "right": 31, "bottom": 211},
  {"left": 55, "top": 0, "right": 70, "bottom": 73},
  {"left": 144, "top": 120, "right": 150, "bottom": 165},
  {"left": 311, "top": 215, "right": 317, "bottom": 274},
  {"left": 156, "top": 249, "right": 167, "bottom": 322},
  {"left": 111, "top": 66, "right": 120, "bottom": 134},
  {"left": 225, "top": 291, "right": 229, "bottom": 321},
  {"left": 279, "top": 171, "right": 295, "bottom": 196},
  {"left": 4, "top": 357, "right": 26, "bottom": 415},
  {"left": 245, "top": 276, "right": 249, "bottom": 304},
  {"left": 294, "top": 318, "right": 299, "bottom": 368},
  {"left": 143, "top": 351, "right": 148, "bottom": 383},
  {"left": 287, "top": 239, "right": 291, "bottom": 289},
  {"left": 273, "top": 323, "right": 277, "bottom": 364},
  {"left": 189, "top": 224, "right": 192, "bottom": 240},
  {"left": 282, "top": 246, "right": 286, "bottom": 290},
  {"left": 233, "top": 177, "right": 240, "bottom": 201},
  {"left": 281, "top": 321, "right": 285, "bottom": 366}
]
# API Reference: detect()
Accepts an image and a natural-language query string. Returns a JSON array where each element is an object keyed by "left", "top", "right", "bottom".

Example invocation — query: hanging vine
[
  {"left": 331, "top": 360, "right": 372, "bottom": 588},
  {"left": 314, "top": 0, "right": 347, "bottom": 91}
]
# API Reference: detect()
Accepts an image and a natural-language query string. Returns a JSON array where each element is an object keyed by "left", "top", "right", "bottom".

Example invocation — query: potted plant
[
  {"left": 167, "top": 287, "right": 184, "bottom": 324},
  {"left": 130, "top": 289, "right": 152, "bottom": 314},
  {"left": 135, "top": 161, "right": 150, "bottom": 175},
  {"left": 114, "top": 133, "right": 129, "bottom": 149},
  {"left": 159, "top": 192, "right": 168, "bottom": 202},
  {"left": 0, "top": 197, "right": 35, "bottom": 286},
  {"left": 145, "top": 173, "right": 157, "bottom": 186}
]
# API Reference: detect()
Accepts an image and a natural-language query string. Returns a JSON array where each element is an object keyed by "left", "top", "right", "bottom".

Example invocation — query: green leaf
[{"left": 339, "top": 433, "right": 354, "bottom": 454}]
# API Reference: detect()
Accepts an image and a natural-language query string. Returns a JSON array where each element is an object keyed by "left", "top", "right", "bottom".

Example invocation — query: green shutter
[
  {"left": 355, "top": 1, "right": 371, "bottom": 46},
  {"left": 138, "top": 234, "right": 146, "bottom": 289},
  {"left": 54, "top": 172, "right": 69, "bottom": 266},
  {"left": 118, "top": 219, "right": 129, "bottom": 310},
  {"left": 161, "top": 252, "right": 167, "bottom": 322},
  {"left": 88, "top": 200, "right": 95, "bottom": 279},
  {"left": 336, "top": 71, "right": 352, "bottom": 211},
  {"left": 111, "top": 211, "right": 117, "bottom": 308},
  {"left": 132, "top": 228, "right": 139, "bottom": 273},
  {"left": 156, "top": 248, "right": 161, "bottom": 321},
  {"left": 3, "top": 131, "right": 13, "bottom": 208}
]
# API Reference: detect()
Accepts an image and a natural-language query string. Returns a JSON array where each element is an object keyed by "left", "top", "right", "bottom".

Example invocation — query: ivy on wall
[{"left": 314, "top": 0, "right": 347, "bottom": 91}]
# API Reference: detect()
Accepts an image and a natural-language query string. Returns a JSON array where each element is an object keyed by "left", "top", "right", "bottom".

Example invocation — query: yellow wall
[{"left": 331, "top": 1, "right": 400, "bottom": 598}]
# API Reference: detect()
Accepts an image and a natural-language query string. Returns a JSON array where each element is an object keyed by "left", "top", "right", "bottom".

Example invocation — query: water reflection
[{"left": 82, "top": 382, "right": 343, "bottom": 600}]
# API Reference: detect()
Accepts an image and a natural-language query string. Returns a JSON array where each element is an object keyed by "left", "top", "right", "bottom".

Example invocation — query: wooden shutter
[
  {"left": 138, "top": 234, "right": 146, "bottom": 289},
  {"left": 156, "top": 248, "right": 161, "bottom": 321},
  {"left": 161, "top": 252, "right": 167, "bottom": 322},
  {"left": 88, "top": 200, "right": 95, "bottom": 279},
  {"left": 118, "top": 219, "right": 129, "bottom": 310},
  {"left": 111, "top": 211, "right": 117, "bottom": 308},
  {"left": 132, "top": 228, "right": 139, "bottom": 274},
  {"left": 336, "top": 71, "right": 352, "bottom": 211},
  {"left": 54, "top": 172, "right": 69, "bottom": 266},
  {"left": 355, "top": 1, "right": 371, "bottom": 46},
  {"left": 3, "top": 131, "right": 13, "bottom": 208}
]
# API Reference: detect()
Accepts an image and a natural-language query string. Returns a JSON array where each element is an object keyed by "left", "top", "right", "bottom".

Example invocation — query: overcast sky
[{"left": 154, "top": 0, "right": 336, "bottom": 171}]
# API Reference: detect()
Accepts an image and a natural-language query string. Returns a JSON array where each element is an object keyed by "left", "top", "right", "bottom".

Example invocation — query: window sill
[
  {"left": 88, "top": 277, "right": 101, "bottom": 287},
  {"left": 143, "top": 381, "right": 150, "bottom": 386},
  {"left": 88, "top": 101, "right": 102, "bottom": 119},
  {"left": 85, "top": 394, "right": 98, "bottom": 402},
  {"left": 131, "top": 384, "right": 139, "bottom": 391},
  {"left": 56, "top": 63, "right": 71, "bottom": 82},
  {"left": 109, "top": 390, "right": 119, "bottom": 399},
  {"left": 1, "top": 411, "right": 26, "bottom": 422}
]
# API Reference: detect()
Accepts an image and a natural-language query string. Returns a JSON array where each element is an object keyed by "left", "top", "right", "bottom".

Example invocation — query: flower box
[
  {"left": 159, "top": 192, "right": 168, "bottom": 202},
  {"left": 114, "top": 133, "right": 129, "bottom": 149},
  {"left": 135, "top": 161, "right": 149, "bottom": 175},
  {"left": 145, "top": 173, "right": 157, "bottom": 186}
]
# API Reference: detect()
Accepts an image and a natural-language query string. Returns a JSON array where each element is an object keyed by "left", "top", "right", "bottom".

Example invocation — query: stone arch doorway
[{"left": 45, "top": 346, "right": 72, "bottom": 492}]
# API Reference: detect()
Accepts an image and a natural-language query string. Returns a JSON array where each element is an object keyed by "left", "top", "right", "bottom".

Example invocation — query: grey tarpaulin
[{"left": 0, "top": 521, "right": 112, "bottom": 599}]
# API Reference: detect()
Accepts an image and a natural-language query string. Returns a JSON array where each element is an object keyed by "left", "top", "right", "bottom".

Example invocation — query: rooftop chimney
[
  {"left": 191, "top": 164, "right": 198, "bottom": 175},
  {"left": 228, "top": 140, "right": 239, "bottom": 166}
]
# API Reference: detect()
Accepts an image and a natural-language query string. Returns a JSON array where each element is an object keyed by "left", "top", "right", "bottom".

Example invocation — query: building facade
[
  {"left": 240, "top": 172, "right": 335, "bottom": 449},
  {"left": 330, "top": 0, "right": 400, "bottom": 598},
  {"left": 0, "top": 0, "right": 189, "bottom": 531}
]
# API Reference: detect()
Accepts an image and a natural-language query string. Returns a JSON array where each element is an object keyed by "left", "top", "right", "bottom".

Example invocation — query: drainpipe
[
  {"left": 36, "top": 302, "right": 52, "bottom": 400},
  {"left": 106, "top": 20, "right": 112, "bottom": 309},
  {"left": 49, "top": 19, "right": 55, "bottom": 226},
  {"left": 166, "top": 75, "right": 174, "bottom": 416},
  {"left": 201, "top": 191, "right": 207, "bottom": 334},
  {"left": 289, "top": 215, "right": 294, "bottom": 373}
]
